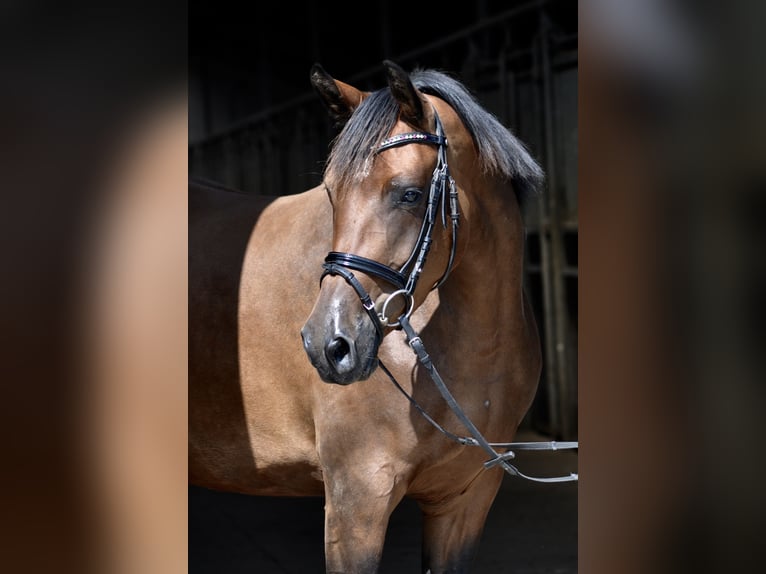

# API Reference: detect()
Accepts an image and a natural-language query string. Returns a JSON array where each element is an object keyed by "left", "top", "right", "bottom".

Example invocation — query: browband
[{"left": 377, "top": 132, "right": 446, "bottom": 153}]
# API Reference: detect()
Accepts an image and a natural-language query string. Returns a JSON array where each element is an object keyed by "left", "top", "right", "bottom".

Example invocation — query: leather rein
[{"left": 320, "top": 110, "right": 578, "bottom": 484}]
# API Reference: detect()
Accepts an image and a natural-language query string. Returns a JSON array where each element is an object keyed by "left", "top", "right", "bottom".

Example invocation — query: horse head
[{"left": 301, "top": 61, "right": 471, "bottom": 385}]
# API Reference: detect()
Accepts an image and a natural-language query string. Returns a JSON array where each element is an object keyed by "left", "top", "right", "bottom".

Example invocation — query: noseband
[{"left": 320, "top": 110, "right": 460, "bottom": 332}]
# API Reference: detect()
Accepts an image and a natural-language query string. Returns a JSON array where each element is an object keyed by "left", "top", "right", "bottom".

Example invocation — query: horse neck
[{"left": 439, "top": 180, "right": 527, "bottom": 335}]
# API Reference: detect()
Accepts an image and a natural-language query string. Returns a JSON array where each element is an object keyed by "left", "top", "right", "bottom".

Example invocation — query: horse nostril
[
  {"left": 325, "top": 335, "right": 356, "bottom": 374},
  {"left": 329, "top": 338, "right": 349, "bottom": 362}
]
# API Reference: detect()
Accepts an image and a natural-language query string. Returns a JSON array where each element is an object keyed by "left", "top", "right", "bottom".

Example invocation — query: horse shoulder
[{"left": 190, "top": 183, "right": 331, "bottom": 495}]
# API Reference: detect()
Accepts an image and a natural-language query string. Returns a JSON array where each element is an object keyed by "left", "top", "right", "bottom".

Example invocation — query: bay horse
[{"left": 190, "top": 60, "right": 547, "bottom": 573}]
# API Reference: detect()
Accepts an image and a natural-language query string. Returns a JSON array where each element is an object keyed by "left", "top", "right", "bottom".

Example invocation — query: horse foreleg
[
  {"left": 418, "top": 469, "right": 504, "bottom": 574},
  {"left": 322, "top": 460, "right": 406, "bottom": 574}
]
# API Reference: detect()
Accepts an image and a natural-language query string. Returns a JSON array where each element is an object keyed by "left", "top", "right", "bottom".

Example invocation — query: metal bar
[
  {"left": 539, "top": 8, "right": 573, "bottom": 440},
  {"left": 535, "top": 31, "right": 559, "bottom": 437},
  {"left": 348, "top": 0, "right": 554, "bottom": 81}
]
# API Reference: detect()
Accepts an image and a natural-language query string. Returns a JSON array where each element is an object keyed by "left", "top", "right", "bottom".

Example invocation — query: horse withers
[{"left": 189, "top": 60, "right": 544, "bottom": 573}]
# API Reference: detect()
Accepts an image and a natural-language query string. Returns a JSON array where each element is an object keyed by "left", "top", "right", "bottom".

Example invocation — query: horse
[{"left": 189, "top": 60, "right": 546, "bottom": 573}]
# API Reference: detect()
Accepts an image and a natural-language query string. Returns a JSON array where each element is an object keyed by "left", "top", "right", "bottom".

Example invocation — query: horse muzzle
[{"left": 300, "top": 290, "right": 381, "bottom": 385}]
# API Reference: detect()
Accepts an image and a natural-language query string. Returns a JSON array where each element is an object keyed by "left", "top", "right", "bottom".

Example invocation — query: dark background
[{"left": 189, "top": 0, "right": 576, "bottom": 141}]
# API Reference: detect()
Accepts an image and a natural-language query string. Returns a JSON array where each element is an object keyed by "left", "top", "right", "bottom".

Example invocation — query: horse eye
[{"left": 399, "top": 188, "right": 423, "bottom": 204}]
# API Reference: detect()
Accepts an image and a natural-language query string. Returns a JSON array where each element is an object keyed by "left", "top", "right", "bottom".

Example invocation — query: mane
[{"left": 325, "top": 68, "right": 544, "bottom": 204}]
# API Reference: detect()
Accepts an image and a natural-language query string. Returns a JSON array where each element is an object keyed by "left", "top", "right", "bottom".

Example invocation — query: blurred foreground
[{"left": 0, "top": 1, "right": 764, "bottom": 572}]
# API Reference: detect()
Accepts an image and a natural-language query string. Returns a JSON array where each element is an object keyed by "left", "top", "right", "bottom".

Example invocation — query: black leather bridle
[{"left": 320, "top": 109, "right": 460, "bottom": 334}]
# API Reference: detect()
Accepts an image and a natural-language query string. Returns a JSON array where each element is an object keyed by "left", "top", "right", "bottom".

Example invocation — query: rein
[
  {"left": 320, "top": 109, "right": 578, "bottom": 484},
  {"left": 381, "top": 316, "right": 578, "bottom": 484}
]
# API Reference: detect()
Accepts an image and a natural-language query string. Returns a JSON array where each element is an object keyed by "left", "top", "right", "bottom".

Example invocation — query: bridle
[
  {"left": 321, "top": 110, "right": 459, "bottom": 335},
  {"left": 319, "top": 108, "right": 578, "bottom": 484}
]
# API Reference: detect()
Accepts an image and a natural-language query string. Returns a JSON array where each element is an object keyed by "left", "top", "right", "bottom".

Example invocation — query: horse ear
[
  {"left": 310, "top": 63, "right": 369, "bottom": 126},
  {"left": 382, "top": 60, "right": 431, "bottom": 130}
]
